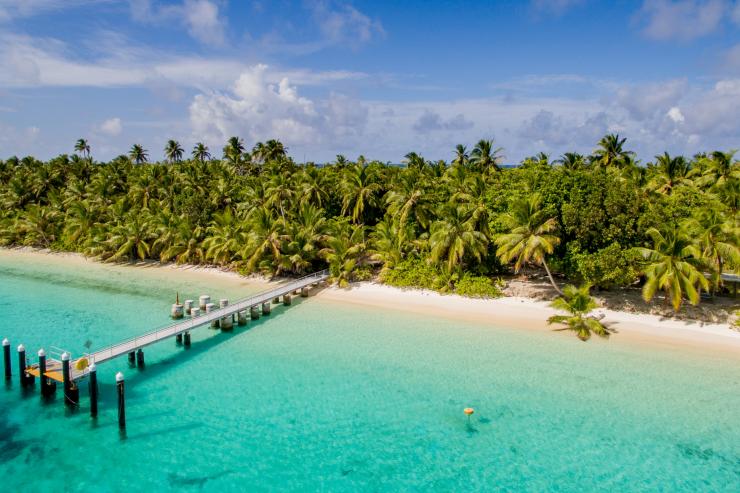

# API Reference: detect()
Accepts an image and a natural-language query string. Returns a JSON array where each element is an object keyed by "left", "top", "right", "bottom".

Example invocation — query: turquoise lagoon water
[{"left": 0, "top": 253, "right": 739, "bottom": 492}]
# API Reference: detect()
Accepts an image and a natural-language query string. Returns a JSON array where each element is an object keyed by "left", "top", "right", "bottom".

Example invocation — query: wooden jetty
[{"left": 23, "top": 269, "right": 328, "bottom": 383}]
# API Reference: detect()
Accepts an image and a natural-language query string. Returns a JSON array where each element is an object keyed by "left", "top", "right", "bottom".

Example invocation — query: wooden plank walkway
[{"left": 28, "top": 270, "right": 329, "bottom": 382}]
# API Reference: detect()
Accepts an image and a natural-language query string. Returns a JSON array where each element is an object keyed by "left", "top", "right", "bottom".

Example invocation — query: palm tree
[
  {"left": 403, "top": 152, "right": 426, "bottom": 171},
  {"left": 74, "top": 139, "right": 91, "bottom": 159},
  {"left": 429, "top": 204, "right": 488, "bottom": 273},
  {"left": 320, "top": 221, "right": 367, "bottom": 287},
  {"left": 636, "top": 224, "right": 709, "bottom": 311},
  {"left": 341, "top": 164, "right": 381, "bottom": 224},
  {"left": 469, "top": 139, "right": 503, "bottom": 173},
  {"left": 495, "top": 193, "right": 562, "bottom": 294},
  {"left": 687, "top": 210, "right": 740, "bottom": 293},
  {"left": 385, "top": 169, "right": 433, "bottom": 240},
  {"left": 223, "top": 136, "right": 246, "bottom": 167},
  {"left": 164, "top": 140, "right": 184, "bottom": 163},
  {"left": 697, "top": 150, "right": 739, "bottom": 188},
  {"left": 592, "top": 133, "right": 634, "bottom": 168},
  {"left": 547, "top": 284, "right": 611, "bottom": 341},
  {"left": 191, "top": 143, "right": 211, "bottom": 163},
  {"left": 555, "top": 152, "right": 585, "bottom": 170},
  {"left": 647, "top": 152, "right": 692, "bottom": 194},
  {"left": 129, "top": 144, "right": 148, "bottom": 165},
  {"left": 106, "top": 213, "right": 157, "bottom": 261},
  {"left": 452, "top": 144, "right": 469, "bottom": 168}
]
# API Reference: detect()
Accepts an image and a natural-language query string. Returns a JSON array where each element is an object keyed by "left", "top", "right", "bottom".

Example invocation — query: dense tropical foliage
[{"left": 0, "top": 135, "right": 737, "bottom": 311}]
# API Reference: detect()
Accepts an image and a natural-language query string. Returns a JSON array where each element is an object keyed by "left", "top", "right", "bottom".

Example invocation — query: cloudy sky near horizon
[{"left": 0, "top": 0, "right": 739, "bottom": 164}]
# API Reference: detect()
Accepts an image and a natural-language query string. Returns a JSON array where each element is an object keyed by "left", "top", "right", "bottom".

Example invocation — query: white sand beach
[{"left": 3, "top": 247, "right": 739, "bottom": 357}]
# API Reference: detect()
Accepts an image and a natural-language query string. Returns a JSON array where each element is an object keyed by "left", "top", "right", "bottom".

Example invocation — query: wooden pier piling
[
  {"left": 3, "top": 338, "right": 10, "bottom": 380},
  {"left": 89, "top": 363, "right": 98, "bottom": 418}
]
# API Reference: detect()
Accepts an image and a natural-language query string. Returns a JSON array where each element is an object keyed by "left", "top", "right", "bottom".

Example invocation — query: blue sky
[{"left": 0, "top": 0, "right": 738, "bottom": 163}]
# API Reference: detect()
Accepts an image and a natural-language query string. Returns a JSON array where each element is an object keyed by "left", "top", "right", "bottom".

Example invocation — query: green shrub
[
  {"left": 569, "top": 242, "right": 640, "bottom": 289},
  {"left": 382, "top": 257, "right": 441, "bottom": 289},
  {"left": 454, "top": 273, "right": 503, "bottom": 298},
  {"left": 351, "top": 265, "right": 375, "bottom": 282}
]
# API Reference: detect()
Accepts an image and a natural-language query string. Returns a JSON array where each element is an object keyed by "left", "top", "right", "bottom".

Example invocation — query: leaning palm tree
[
  {"left": 547, "top": 284, "right": 611, "bottom": 341},
  {"left": 129, "top": 144, "right": 148, "bottom": 165},
  {"left": 164, "top": 140, "right": 184, "bottom": 163},
  {"left": 191, "top": 142, "right": 211, "bottom": 163},
  {"left": 469, "top": 139, "right": 503, "bottom": 173},
  {"left": 495, "top": 193, "right": 562, "bottom": 294},
  {"left": 74, "top": 139, "right": 91, "bottom": 159},
  {"left": 636, "top": 224, "right": 709, "bottom": 311}
]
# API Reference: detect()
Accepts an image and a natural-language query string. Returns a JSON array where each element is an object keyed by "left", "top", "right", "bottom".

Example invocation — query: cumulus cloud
[
  {"left": 614, "top": 79, "right": 688, "bottom": 120},
  {"left": 189, "top": 64, "right": 368, "bottom": 147},
  {"left": 636, "top": 0, "right": 727, "bottom": 41},
  {"left": 412, "top": 110, "right": 474, "bottom": 133},
  {"left": 98, "top": 117, "right": 122, "bottom": 136}
]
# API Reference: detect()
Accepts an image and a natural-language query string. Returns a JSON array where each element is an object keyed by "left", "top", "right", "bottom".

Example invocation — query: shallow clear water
[{"left": 1, "top": 253, "right": 739, "bottom": 492}]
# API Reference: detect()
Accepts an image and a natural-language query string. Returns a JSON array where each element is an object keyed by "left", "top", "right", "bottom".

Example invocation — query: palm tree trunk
[{"left": 541, "top": 258, "right": 563, "bottom": 295}]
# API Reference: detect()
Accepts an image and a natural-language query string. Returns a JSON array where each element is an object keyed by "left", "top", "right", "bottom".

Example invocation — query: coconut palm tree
[
  {"left": 452, "top": 144, "right": 469, "bottom": 168},
  {"left": 555, "top": 152, "right": 585, "bottom": 170},
  {"left": 592, "top": 133, "right": 634, "bottom": 168},
  {"left": 106, "top": 213, "right": 157, "bottom": 261},
  {"left": 636, "top": 224, "right": 709, "bottom": 311},
  {"left": 495, "top": 193, "right": 562, "bottom": 294},
  {"left": 164, "top": 140, "right": 184, "bottom": 163},
  {"left": 647, "top": 152, "right": 692, "bottom": 194},
  {"left": 129, "top": 144, "right": 148, "bottom": 165},
  {"left": 547, "top": 284, "right": 611, "bottom": 341},
  {"left": 341, "top": 164, "right": 381, "bottom": 224},
  {"left": 469, "top": 139, "right": 503, "bottom": 173},
  {"left": 697, "top": 150, "right": 739, "bottom": 189},
  {"left": 74, "top": 139, "right": 91, "bottom": 159},
  {"left": 429, "top": 204, "right": 488, "bottom": 273},
  {"left": 687, "top": 210, "right": 740, "bottom": 293},
  {"left": 192, "top": 142, "right": 211, "bottom": 163},
  {"left": 403, "top": 152, "right": 426, "bottom": 171},
  {"left": 320, "top": 221, "right": 367, "bottom": 287}
]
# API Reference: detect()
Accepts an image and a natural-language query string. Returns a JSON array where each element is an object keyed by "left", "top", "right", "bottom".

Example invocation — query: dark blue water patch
[{"left": 0, "top": 418, "right": 35, "bottom": 463}]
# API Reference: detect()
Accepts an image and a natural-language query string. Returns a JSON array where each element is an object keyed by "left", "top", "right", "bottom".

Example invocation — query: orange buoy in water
[{"left": 464, "top": 407, "right": 474, "bottom": 416}]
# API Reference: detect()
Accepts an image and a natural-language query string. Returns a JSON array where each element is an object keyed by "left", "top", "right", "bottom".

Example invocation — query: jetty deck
[{"left": 26, "top": 269, "right": 329, "bottom": 382}]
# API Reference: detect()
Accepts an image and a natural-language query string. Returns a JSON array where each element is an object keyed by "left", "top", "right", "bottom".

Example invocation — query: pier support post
[
  {"left": 221, "top": 314, "right": 234, "bottom": 331},
  {"left": 206, "top": 303, "right": 218, "bottom": 328},
  {"left": 61, "top": 352, "right": 77, "bottom": 406},
  {"left": 18, "top": 345, "right": 32, "bottom": 388},
  {"left": 184, "top": 332, "right": 191, "bottom": 348},
  {"left": 184, "top": 300, "right": 194, "bottom": 315},
  {"left": 116, "top": 372, "right": 126, "bottom": 430},
  {"left": 301, "top": 286, "right": 309, "bottom": 297},
  {"left": 237, "top": 310, "right": 247, "bottom": 326},
  {"left": 283, "top": 294, "right": 292, "bottom": 306},
  {"left": 273, "top": 297, "right": 280, "bottom": 304},
  {"left": 171, "top": 303, "right": 184, "bottom": 319},
  {"left": 38, "top": 349, "right": 55, "bottom": 397},
  {"left": 128, "top": 351, "right": 135, "bottom": 366},
  {"left": 136, "top": 349, "right": 145, "bottom": 368},
  {"left": 89, "top": 363, "right": 98, "bottom": 418},
  {"left": 190, "top": 307, "right": 200, "bottom": 318},
  {"left": 250, "top": 306, "right": 260, "bottom": 320},
  {"left": 176, "top": 333, "right": 183, "bottom": 345},
  {"left": 262, "top": 302, "right": 271, "bottom": 315},
  {"left": 199, "top": 295, "right": 210, "bottom": 311},
  {"left": 3, "top": 338, "right": 10, "bottom": 380}
]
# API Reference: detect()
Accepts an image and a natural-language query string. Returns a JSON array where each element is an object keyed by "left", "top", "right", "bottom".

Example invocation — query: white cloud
[
  {"left": 636, "top": 0, "right": 727, "bottom": 41},
  {"left": 189, "top": 64, "right": 367, "bottom": 146},
  {"left": 666, "top": 106, "right": 685, "bottom": 123},
  {"left": 0, "top": 33, "right": 366, "bottom": 89},
  {"left": 128, "top": 0, "right": 227, "bottom": 46},
  {"left": 98, "top": 117, "right": 122, "bottom": 136},
  {"left": 0, "top": 0, "right": 109, "bottom": 21},
  {"left": 412, "top": 110, "right": 474, "bottom": 133},
  {"left": 310, "top": 1, "right": 384, "bottom": 47}
]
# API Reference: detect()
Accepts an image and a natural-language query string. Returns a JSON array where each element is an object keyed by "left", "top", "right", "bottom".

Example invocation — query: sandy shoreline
[{"left": 2, "top": 247, "right": 739, "bottom": 358}]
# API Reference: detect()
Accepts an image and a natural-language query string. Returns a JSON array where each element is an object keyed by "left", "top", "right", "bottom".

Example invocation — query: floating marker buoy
[{"left": 464, "top": 407, "right": 474, "bottom": 416}]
